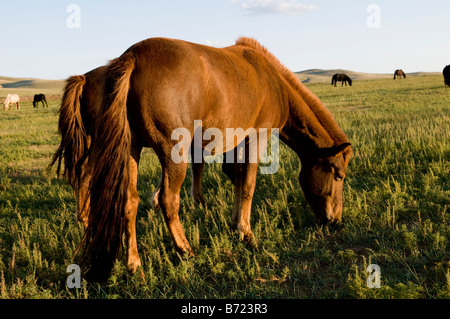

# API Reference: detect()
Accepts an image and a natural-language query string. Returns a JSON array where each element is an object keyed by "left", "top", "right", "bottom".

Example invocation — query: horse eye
[{"left": 335, "top": 174, "right": 344, "bottom": 182}]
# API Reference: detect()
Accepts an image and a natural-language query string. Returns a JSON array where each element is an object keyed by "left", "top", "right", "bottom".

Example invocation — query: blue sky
[{"left": 1, "top": 0, "right": 449, "bottom": 79}]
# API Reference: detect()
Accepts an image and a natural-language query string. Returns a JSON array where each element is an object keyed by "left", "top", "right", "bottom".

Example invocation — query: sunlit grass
[{"left": 0, "top": 76, "right": 449, "bottom": 298}]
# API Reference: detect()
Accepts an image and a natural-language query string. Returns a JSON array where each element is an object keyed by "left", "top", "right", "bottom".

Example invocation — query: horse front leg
[
  {"left": 151, "top": 178, "right": 162, "bottom": 210},
  {"left": 191, "top": 161, "right": 205, "bottom": 205},
  {"left": 152, "top": 143, "right": 206, "bottom": 208},
  {"left": 232, "top": 160, "right": 259, "bottom": 248},
  {"left": 190, "top": 142, "right": 205, "bottom": 205},
  {"left": 227, "top": 137, "right": 261, "bottom": 248}
]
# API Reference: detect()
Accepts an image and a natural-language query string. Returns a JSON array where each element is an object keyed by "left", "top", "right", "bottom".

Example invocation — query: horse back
[
  {"left": 126, "top": 38, "right": 288, "bottom": 139},
  {"left": 80, "top": 66, "right": 107, "bottom": 133}
]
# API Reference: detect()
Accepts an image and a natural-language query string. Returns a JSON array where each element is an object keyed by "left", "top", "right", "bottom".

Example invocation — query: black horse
[
  {"left": 33, "top": 94, "right": 48, "bottom": 108},
  {"left": 331, "top": 73, "right": 352, "bottom": 87},
  {"left": 393, "top": 69, "right": 406, "bottom": 80},
  {"left": 443, "top": 65, "right": 450, "bottom": 87}
]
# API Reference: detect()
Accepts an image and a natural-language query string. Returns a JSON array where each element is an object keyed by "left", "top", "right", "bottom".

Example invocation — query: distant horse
[
  {"left": 393, "top": 69, "right": 406, "bottom": 79},
  {"left": 33, "top": 94, "right": 48, "bottom": 108},
  {"left": 3, "top": 94, "right": 20, "bottom": 110},
  {"left": 443, "top": 65, "right": 450, "bottom": 87},
  {"left": 331, "top": 74, "right": 352, "bottom": 86},
  {"left": 52, "top": 37, "right": 352, "bottom": 281}
]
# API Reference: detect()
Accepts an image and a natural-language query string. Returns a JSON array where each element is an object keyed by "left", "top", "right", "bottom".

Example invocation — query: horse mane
[{"left": 235, "top": 37, "right": 352, "bottom": 155}]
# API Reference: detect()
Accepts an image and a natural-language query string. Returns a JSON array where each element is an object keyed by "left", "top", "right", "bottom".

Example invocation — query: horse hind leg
[
  {"left": 124, "top": 148, "right": 142, "bottom": 274},
  {"left": 158, "top": 157, "right": 193, "bottom": 256}
]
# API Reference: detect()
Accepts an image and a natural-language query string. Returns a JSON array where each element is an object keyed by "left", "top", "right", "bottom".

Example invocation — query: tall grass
[{"left": 0, "top": 76, "right": 448, "bottom": 298}]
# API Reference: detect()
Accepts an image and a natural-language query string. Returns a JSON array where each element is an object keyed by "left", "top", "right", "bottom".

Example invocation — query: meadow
[{"left": 0, "top": 74, "right": 448, "bottom": 299}]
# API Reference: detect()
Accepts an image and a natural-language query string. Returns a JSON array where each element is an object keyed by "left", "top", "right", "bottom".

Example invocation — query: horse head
[{"left": 299, "top": 142, "right": 352, "bottom": 225}]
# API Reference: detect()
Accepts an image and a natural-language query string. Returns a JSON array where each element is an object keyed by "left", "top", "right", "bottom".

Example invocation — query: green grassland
[{"left": 0, "top": 75, "right": 449, "bottom": 299}]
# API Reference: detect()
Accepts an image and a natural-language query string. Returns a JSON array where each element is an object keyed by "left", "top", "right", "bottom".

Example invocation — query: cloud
[{"left": 230, "top": 0, "right": 318, "bottom": 16}]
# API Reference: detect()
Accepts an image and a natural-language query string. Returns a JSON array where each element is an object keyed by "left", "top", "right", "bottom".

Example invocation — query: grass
[{"left": 0, "top": 75, "right": 449, "bottom": 299}]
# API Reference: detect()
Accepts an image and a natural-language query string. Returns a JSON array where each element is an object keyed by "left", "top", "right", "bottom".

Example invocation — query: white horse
[{"left": 3, "top": 94, "right": 20, "bottom": 110}]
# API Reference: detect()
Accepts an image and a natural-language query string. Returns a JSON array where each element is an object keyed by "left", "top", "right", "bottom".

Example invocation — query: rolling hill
[
  {"left": 0, "top": 69, "right": 441, "bottom": 99},
  {"left": 294, "top": 69, "right": 440, "bottom": 84},
  {"left": 0, "top": 76, "right": 65, "bottom": 90},
  {"left": 0, "top": 76, "right": 65, "bottom": 100}
]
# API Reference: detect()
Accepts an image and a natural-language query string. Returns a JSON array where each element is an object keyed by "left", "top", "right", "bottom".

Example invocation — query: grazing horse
[
  {"left": 33, "top": 94, "right": 48, "bottom": 108},
  {"left": 443, "top": 65, "right": 450, "bottom": 87},
  {"left": 52, "top": 37, "right": 352, "bottom": 281},
  {"left": 393, "top": 69, "right": 406, "bottom": 79},
  {"left": 3, "top": 94, "right": 20, "bottom": 111},
  {"left": 331, "top": 74, "right": 352, "bottom": 87}
]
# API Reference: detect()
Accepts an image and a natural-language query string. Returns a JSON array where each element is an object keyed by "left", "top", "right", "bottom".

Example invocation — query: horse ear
[
  {"left": 317, "top": 142, "right": 351, "bottom": 158},
  {"left": 335, "top": 142, "right": 351, "bottom": 154}
]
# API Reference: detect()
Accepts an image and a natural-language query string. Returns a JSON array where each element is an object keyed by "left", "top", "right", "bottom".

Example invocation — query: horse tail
[
  {"left": 80, "top": 53, "right": 135, "bottom": 281},
  {"left": 49, "top": 75, "right": 87, "bottom": 189}
]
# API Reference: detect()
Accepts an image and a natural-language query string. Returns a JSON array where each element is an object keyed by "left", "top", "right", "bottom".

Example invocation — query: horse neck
[{"left": 280, "top": 79, "right": 348, "bottom": 160}]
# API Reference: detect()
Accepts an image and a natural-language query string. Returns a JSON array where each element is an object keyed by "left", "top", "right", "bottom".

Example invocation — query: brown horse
[
  {"left": 393, "top": 69, "right": 406, "bottom": 79},
  {"left": 53, "top": 37, "right": 352, "bottom": 280}
]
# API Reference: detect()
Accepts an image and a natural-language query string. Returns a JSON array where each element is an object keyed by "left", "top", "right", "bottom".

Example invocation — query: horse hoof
[
  {"left": 127, "top": 258, "right": 141, "bottom": 274},
  {"left": 240, "top": 231, "right": 258, "bottom": 251},
  {"left": 151, "top": 191, "right": 160, "bottom": 210},
  {"left": 77, "top": 215, "right": 89, "bottom": 228},
  {"left": 193, "top": 194, "right": 206, "bottom": 206},
  {"left": 177, "top": 245, "right": 195, "bottom": 259}
]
